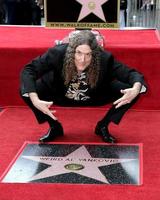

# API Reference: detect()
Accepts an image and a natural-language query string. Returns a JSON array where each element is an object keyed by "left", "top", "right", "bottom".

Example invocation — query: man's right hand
[{"left": 29, "top": 92, "right": 57, "bottom": 120}]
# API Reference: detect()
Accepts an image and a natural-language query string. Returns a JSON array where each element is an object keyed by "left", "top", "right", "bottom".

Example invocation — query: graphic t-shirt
[{"left": 65, "top": 72, "right": 90, "bottom": 101}]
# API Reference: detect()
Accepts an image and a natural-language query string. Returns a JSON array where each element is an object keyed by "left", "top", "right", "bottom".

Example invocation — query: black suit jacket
[{"left": 20, "top": 44, "right": 146, "bottom": 105}]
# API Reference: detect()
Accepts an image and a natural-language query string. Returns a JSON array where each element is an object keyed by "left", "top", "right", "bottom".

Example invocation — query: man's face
[{"left": 74, "top": 44, "right": 92, "bottom": 73}]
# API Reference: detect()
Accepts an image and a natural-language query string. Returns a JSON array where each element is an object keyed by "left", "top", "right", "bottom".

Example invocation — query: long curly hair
[{"left": 63, "top": 30, "right": 102, "bottom": 88}]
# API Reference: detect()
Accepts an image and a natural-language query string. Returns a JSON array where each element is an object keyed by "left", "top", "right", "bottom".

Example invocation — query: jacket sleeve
[{"left": 20, "top": 45, "right": 65, "bottom": 95}]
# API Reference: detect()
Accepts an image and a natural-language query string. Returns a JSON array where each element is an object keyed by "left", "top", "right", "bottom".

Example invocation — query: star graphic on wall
[
  {"left": 23, "top": 145, "right": 136, "bottom": 183},
  {"left": 75, "top": 0, "right": 109, "bottom": 22}
]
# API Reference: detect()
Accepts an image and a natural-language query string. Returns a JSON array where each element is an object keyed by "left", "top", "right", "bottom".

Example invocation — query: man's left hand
[{"left": 113, "top": 82, "right": 142, "bottom": 108}]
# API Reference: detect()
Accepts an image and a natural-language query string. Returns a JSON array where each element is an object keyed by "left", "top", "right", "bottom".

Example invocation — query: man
[
  {"left": 20, "top": 30, "right": 146, "bottom": 143},
  {"left": 120, "top": 0, "right": 127, "bottom": 27}
]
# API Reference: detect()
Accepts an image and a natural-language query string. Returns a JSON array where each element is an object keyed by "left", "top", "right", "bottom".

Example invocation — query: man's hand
[
  {"left": 33, "top": 100, "right": 57, "bottom": 120},
  {"left": 113, "top": 82, "right": 141, "bottom": 109},
  {"left": 29, "top": 92, "right": 57, "bottom": 120}
]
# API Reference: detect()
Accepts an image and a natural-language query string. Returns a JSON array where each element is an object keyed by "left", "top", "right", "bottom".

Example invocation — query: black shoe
[
  {"left": 39, "top": 122, "right": 64, "bottom": 143},
  {"left": 95, "top": 123, "right": 116, "bottom": 143}
]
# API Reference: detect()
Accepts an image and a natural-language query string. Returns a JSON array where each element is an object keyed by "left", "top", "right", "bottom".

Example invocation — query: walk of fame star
[
  {"left": 22, "top": 146, "right": 136, "bottom": 183},
  {"left": 1, "top": 143, "right": 141, "bottom": 184},
  {"left": 75, "top": 0, "right": 109, "bottom": 21}
]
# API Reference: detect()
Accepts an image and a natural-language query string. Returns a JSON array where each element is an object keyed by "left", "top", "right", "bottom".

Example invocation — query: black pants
[{"left": 20, "top": 80, "right": 140, "bottom": 126}]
